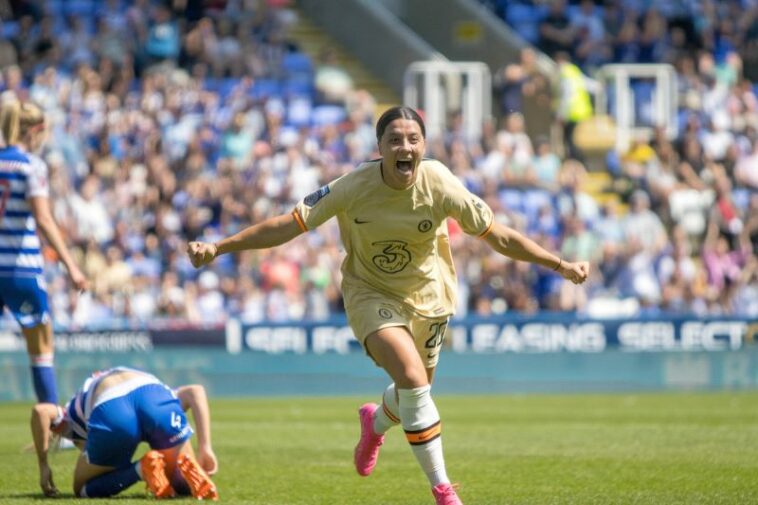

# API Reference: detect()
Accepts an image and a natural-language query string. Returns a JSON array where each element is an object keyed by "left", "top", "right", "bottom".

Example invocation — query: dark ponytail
[{"left": 375, "top": 106, "right": 425, "bottom": 142}]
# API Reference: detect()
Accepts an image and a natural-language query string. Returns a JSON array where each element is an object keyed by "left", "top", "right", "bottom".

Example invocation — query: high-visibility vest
[{"left": 561, "top": 63, "right": 593, "bottom": 122}]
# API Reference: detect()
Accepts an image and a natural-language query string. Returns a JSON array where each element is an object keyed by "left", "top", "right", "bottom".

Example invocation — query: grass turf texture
[{"left": 1, "top": 392, "right": 756, "bottom": 504}]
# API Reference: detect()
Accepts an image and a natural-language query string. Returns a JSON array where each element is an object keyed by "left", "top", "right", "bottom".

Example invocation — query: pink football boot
[
  {"left": 432, "top": 483, "right": 463, "bottom": 505},
  {"left": 353, "top": 403, "right": 384, "bottom": 476}
]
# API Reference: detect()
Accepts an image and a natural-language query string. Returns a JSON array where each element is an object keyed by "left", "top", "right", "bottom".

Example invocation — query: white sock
[
  {"left": 398, "top": 385, "right": 450, "bottom": 486},
  {"left": 373, "top": 383, "right": 401, "bottom": 435}
]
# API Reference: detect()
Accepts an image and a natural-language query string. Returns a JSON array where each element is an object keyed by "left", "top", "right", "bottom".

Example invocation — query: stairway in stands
[
  {"left": 582, "top": 171, "right": 629, "bottom": 214},
  {"left": 286, "top": 8, "right": 400, "bottom": 107}
]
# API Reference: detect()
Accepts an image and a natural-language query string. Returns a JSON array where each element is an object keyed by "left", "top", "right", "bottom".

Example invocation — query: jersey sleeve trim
[
  {"left": 292, "top": 209, "right": 308, "bottom": 232},
  {"left": 477, "top": 218, "right": 494, "bottom": 239}
]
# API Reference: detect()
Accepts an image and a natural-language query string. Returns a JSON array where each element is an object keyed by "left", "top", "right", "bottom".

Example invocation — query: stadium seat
[
  {"left": 45, "top": 0, "right": 64, "bottom": 16},
  {"left": 631, "top": 80, "right": 656, "bottom": 127},
  {"left": 732, "top": 188, "right": 750, "bottom": 211},
  {"left": 505, "top": 4, "right": 542, "bottom": 43},
  {"left": 1, "top": 21, "right": 19, "bottom": 38},
  {"left": 281, "top": 52, "right": 313, "bottom": 80},
  {"left": 310, "top": 104, "right": 346, "bottom": 126},
  {"left": 215, "top": 79, "right": 239, "bottom": 99},
  {"left": 250, "top": 79, "right": 283, "bottom": 101},
  {"left": 283, "top": 77, "right": 315, "bottom": 100},
  {"left": 522, "top": 189, "right": 553, "bottom": 224},
  {"left": 63, "top": 0, "right": 95, "bottom": 15},
  {"left": 498, "top": 188, "right": 524, "bottom": 213},
  {"left": 287, "top": 96, "right": 313, "bottom": 127}
]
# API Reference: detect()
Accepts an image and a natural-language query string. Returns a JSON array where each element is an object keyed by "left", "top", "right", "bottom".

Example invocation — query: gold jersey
[{"left": 293, "top": 159, "right": 494, "bottom": 317}]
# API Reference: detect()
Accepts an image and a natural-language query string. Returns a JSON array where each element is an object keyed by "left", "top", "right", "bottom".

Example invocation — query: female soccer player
[
  {"left": 187, "top": 106, "right": 589, "bottom": 504},
  {"left": 30, "top": 366, "right": 219, "bottom": 499},
  {"left": 0, "top": 96, "right": 88, "bottom": 405}
]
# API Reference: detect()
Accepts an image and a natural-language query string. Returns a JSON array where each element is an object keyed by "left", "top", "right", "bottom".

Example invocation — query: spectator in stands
[
  {"left": 735, "top": 139, "right": 758, "bottom": 189},
  {"left": 143, "top": 3, "right": 181, "bottom": 69},
  {"left": 531, "top": 136, "right": 561, "bottom": 191},
  {"left": 709, "top": 169, "right": 745, "bottom": 246},
  {"left": 555, "top": 159, "right": 599, "bottom": 223},
  {"left": 494, "top": 62, "right": 525, "bottom": 117},
  {"left": 539, "top": 0, "right": 575, "bottom": 61},
  {"left": 518, "top": 47, "right": 553, "bottom": 140},
  {"left": 624, "top": 190, "right": 668, "bottom": 255},
  {"left": 67, "top": 174, "right": 115, "bottom": 245},
  {"left": 1, "top": 0, "right": 755, "bottom": 328},
  {"left": 554, "top": 51, "right": 596, "bottom": 161},
  {"left": 702, "top": 218, "right": 752, "bottom": 313},
  {"left": 187, "top": 106, "right": 590, "bottom": 505},
  {"left": 314, "top": 46, "right": 353, "bottom": 105}
]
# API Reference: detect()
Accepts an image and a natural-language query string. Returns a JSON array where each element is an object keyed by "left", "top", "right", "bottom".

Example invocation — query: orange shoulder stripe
[
  {"left": 292, "top": 209, "right": 308, "bottom": 232},
  {"left": 477, "top": 218, "right": 494, "bottom": 238}
]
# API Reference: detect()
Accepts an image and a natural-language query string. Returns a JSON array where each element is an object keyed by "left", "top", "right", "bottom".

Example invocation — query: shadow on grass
[{"left": 0, "top": 493, "right": 144, "bottom": 501}]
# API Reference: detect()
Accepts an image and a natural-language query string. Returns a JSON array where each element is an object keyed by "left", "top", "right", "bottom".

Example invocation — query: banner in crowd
[
  {"left": 0, "top": 325, "right": 225, "bottom": 353},
  {"left": 226, "top": 315, "right": 757, "bottom": 355},
  {"left": 0, "top": 315, "right": 754, "bottom": 354}
]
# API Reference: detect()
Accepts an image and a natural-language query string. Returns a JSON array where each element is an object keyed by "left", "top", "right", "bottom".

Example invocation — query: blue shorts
[
  {"left": 0, "top": 275, "right": 49, "bottom": 328},
  {"left": 85, "top": 383, "right": 193, "bottom": 468}
]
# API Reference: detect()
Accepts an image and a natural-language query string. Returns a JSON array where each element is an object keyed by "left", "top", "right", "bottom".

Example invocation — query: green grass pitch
[{"left": 1, "top": 392, "right": 757, "bottom": 504}]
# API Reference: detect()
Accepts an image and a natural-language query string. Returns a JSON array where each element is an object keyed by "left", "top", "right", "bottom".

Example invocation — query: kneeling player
[{"left": 30, "top": 366, "right": 218, "bottom": 499}]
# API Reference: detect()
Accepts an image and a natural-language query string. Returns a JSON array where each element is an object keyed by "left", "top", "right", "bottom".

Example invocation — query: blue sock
[
  {"left": 81, "top": 464, "right": 140, "bottom": 498},
  {"left": 30, "top": 354, "right": 57, "bottom": 404}
]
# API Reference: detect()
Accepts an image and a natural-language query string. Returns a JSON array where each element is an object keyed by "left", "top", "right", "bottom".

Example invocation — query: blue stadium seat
[
  {"left": 498, "top": 188, "right": 524, "bottom": 213},
  {"left": 250, "top": 79, "right": 283, "bottom": 101},
  {"left": 1, "top": 21, "right": 19, "bottom": 38},
  {"left": 286, "top": 96, "right": 313, "bottom": 127},
  {"left": 605, "top": 149, "right": 621, "bottom": 177},
  {"left": 523, "top": 189, "right": 553, "bottom": 224},
  {"left": 45, "top": 0, "right": 63, "bottom": 16},
  {"left": 216, "top": 79, "right": 239, "bottom": 99},
  {"left": 283, "top": 77, "right": 314, "bottom": 100},
  {"left": 281, "top": 52, "right": 313, "bottom": 79},
  {"left": 63, "top": 0, "right": 95, "bottom": 16},
  {"left": 732, "top": 188, "right": 751, "bottom": 211},
  {"left": 310, "top": 104, "right": 346, "bottom": 126},
  {"left": 505, "top": 4, "right": 541, "bottom": 43}
]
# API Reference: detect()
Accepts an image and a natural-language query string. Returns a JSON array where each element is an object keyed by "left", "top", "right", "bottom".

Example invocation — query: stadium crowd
[{"left": 0, "top": 0, "right": 755, "bottom": 330}]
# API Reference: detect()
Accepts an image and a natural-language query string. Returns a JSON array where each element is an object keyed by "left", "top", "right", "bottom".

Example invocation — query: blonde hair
[{"left": 0, "top": 94, "right": 44, "bottom": 146}]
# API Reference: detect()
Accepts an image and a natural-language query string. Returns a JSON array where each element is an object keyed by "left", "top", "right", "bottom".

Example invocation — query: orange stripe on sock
[
  {"left": 292, "top": 210, "right": 308, "bottom": 232},
  {"left": 382, "top": 401, "right": 400, "bottom": 424},
  {"left": 405, "top": 421, "right": 441, "bottom": 445}
]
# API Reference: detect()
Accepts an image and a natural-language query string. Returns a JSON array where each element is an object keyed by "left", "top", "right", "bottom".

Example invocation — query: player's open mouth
[{"left": 396, "top": 160, "right": 413, "bottom": 173}]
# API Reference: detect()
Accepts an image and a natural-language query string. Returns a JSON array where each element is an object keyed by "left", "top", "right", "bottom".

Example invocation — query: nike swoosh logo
[
  {"left": 427, "top": 353, "right": 438, "bottom": 359},
  {"left": 354, "top": 218, "right": 370, "bottom": 224}
]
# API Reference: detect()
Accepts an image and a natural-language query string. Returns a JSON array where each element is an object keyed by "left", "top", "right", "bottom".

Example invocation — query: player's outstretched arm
[
  {"left": 187, "top": 213, "right": 303, "bottom": 268},
  {"left": 29, "top": 196, "right": 89, "bottom": 291},
  {"left": 483, "top": 221, "right": 590, "bottom": 284},
  {"left": 30, "top": 403, "right": 61, "bottom": 497},
  {"left": 176, "top": 385, "right": 218, "bottom": 475}
]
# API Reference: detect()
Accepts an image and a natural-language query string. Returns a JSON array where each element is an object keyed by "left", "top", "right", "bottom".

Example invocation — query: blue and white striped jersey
[{"left": 0, "top": 145, "right": 48, "bottom": 277}]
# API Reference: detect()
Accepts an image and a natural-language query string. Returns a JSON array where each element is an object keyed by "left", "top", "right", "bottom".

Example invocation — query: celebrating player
[
  {"left": 0, "top": 95, "right": 88, "bottom": 406},
  {"left": 30, "top": 366, "right": 218, "bottom": 500},
  {"left": 187, "top": 105, "right": 589, "bottom": 504}
]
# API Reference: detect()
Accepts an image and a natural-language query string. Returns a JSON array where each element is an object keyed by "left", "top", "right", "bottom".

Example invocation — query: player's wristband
[{"left": 553, "top": 258, "right": 562, "bottom": 271}]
